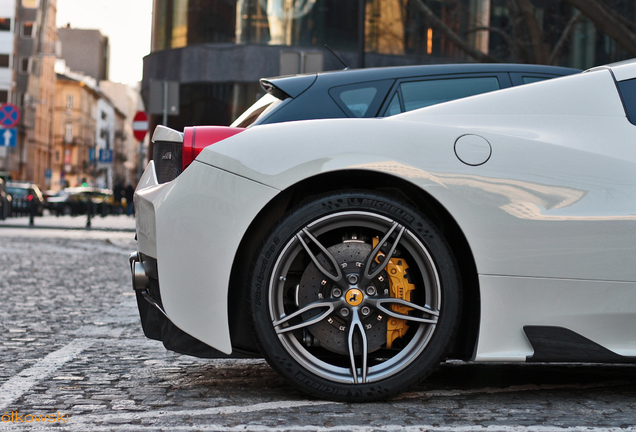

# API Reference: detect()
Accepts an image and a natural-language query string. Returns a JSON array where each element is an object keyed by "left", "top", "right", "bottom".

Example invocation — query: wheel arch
[{"left": 227, "top": 169, "right": 480, "bottom": 359}]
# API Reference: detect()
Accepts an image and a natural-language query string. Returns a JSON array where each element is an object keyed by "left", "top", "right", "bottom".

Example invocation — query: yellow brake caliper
[{"left": 373, "top": 238, "right": 415, "bottom": 348}]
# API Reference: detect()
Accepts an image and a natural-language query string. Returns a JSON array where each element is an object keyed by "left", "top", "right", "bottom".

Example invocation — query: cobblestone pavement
[{"left": 1, "top": 224, "right": 636, "bottom": 431}]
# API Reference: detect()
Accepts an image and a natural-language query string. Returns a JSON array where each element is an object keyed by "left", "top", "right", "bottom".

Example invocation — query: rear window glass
[
  {"left": 617, "top": 78, "right": 636, "bottom": 125},
  {"left": 400, "top": 77, "right": 500, "bottom": 111},
  {"left": 231, "top": 93, "right": 285, "bottom": 128}
]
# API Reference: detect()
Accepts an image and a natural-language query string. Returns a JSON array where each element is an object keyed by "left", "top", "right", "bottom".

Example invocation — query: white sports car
[{"left": 131, "top": 60, "right": 636, "bottom": 402}]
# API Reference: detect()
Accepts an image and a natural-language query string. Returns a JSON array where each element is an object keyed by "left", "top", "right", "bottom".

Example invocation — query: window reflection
[
  {"left": 152, "top": 0, "right": 237, "bottom": 51},
  {"left": 154, "top": 0, "right": 360, "bottom": 51},
  {"left": 236, "top": 0, "right": 358, "bottom": 48},
  {"left": 150, "top": 0, "right": 508, "bottom": 63}
]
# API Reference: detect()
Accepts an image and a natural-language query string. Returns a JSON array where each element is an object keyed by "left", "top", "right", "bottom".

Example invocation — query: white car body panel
[
  {"left": 599, "top": 59, "right": 636, "bottom": 81},
  {"left": 136, "top": 161, "right": 279, "bottom": 353},
  {"left": 135, "top": 161, "right": 161, "bottom": 258},
  {"left": 136, "top": 64, "right": 636, "bottom": 360},
  {"left": 477, "top": 276, "right": 636, "bottom": 361}
]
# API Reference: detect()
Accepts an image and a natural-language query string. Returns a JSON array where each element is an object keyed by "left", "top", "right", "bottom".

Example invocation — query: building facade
[
  {"left": 11, "top": 0, "right": 58, "bottom": 188},
  {"left": 0, "top": 0, "right": 16, "bottom": 107},
  {"left": 100, "top": 81, "right": 146, "bottom": 186},
  {"left": 52, "top": 68, "right": 128, "bottom": 191},
  {"left": 143, "top": 0, "right": 635, "bottom": 134},
  {"left": 52, "top": 72, "right": 98, "bottom": 189},
  {"left": 57, "top": 26, "right": 109, "bottom": 81},
  {"left": 1, "top": 3, "right": 140, "bottom": 191}
]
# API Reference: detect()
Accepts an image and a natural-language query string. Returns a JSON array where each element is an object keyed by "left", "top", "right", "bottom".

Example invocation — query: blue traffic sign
[
  {"left": 99, "top": 149, "right": 113, "bottom": 163},
  {"left": 0, "top": 128, "right": 17, "bottom": 147},
  {"left": 0, "top": 103, "right": 20, "bottom": 128}
]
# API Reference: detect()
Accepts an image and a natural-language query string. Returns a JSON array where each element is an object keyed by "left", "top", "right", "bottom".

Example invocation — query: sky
[{"left": 56, "top": 0, "right": 153, "bottom": 85}]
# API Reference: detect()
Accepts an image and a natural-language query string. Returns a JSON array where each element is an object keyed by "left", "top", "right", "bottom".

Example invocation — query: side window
[
  {"left": 400, "top": 77, "right": 500, "bottom": 112},
  {"left": 617, "top": 78, "right": 636, "bottom": 126},
  {"left": 329, "top": 80, "right": 394, "bottom": 118},
  {"left": 521, "top": 76, "right": 549, "bottom": 84},
  {"left": 339, "top": 87, "right": 377, "bottom": 117},
  {"left": 22, "top": 22, "right": 35, "bottom": 38},
  {"left": 0, "top": 18, "right": 11, "bottom": 32},
  {"left": 19, "top": 56, "right": 30, "bottom": 74},
  {"left": 386, "top": 93, "right": 402, "bottom": 116}
]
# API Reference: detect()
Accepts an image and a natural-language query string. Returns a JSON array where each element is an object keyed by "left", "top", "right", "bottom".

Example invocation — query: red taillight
[
  {"left": 27, "top": 194, "right": 33, "bottom": 201},
  {"left": 182, "top": 126, "right": 245, "bottom": 170}
]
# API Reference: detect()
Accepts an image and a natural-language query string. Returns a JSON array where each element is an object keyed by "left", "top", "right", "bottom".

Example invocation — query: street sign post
[
  {"left": 149, "top": 81, "right": 179, "bottom": 125},
  {"left": 0, "top": 103, "right": 19, "bottom": 195}
]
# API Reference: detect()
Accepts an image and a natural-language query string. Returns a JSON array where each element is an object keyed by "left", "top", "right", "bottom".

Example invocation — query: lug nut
[
  {"left": 332, "top": 288, "right": 342, "bottom": 298},
  {"left": 347, "top": 274, "right": 359, "bottom": 285},
  {"left": 366, "top": 286, "right": 377, "bottom": 296},
  {"left": 340, "top": 308, "right": 350, "bottom": 317},
  {"left": 361, "top": 306, "right": 371, "bottom": 316}
]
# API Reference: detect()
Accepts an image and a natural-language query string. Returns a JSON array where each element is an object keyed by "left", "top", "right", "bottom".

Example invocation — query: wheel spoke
[
  {"left": 297, "top": 228, "right": 344, "bottom": 286},
  {"left": 347, "top": 310, "right": 368, "bottom": 384},
  {"left": 273, "top": 298, "right": 343, "bottom": 334},
  {"left": 362, "top": 222, "right": 405, "bottom": 285},
  {"left": 367, "top": 297, "right": 439, "bottom": 324}
]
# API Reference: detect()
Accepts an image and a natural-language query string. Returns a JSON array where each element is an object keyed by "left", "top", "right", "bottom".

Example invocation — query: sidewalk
[{"left": 0, "top": 212, "right": 136, "bottom": 232}]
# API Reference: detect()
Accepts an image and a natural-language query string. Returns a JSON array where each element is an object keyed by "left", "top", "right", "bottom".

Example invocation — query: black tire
[{"left": 249, "top": 191, "right": 461, "bottom": 401}]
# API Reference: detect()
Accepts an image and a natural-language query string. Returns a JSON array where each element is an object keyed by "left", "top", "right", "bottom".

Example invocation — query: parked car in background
[
  {"left": 230, "top": 63, "right": 580, "bottom": 128},
  {"left": 47, "top": 187, "right": 114, "bottom": 216},
  {"left": 0, "top": 178, "right": 12, "bottom": 220},
  {"left": 6, "top": 181, "right": 44, "bottom": 217},
  {"left": 153, "top": 64, "right": 581, "bottom": 183},
  {"left": 133, "top": 60, "right": 636, "bottom": 402}
]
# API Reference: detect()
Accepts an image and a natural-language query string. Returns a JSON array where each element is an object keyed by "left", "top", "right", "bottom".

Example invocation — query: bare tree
[
  {"left": 562, "top": 0, "right": 636, "bottom": 57},
  {"left": 411, "top": 0, "right": 636, "bottom": 64},
  {"left": 411, "top": 0, "right": 500, "bottom": 62}
]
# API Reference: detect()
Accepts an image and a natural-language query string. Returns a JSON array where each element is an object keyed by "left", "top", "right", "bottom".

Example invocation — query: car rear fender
[{"left": 137, "top": 159, "right": 279, "bottom": 354}]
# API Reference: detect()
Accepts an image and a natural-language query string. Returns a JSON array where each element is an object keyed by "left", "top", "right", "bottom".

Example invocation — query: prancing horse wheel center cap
[{"left": 345, "top": 289, "right": 364, "bottom": 306}]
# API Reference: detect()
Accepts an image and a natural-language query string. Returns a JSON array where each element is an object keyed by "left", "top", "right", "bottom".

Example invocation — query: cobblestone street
[{"left": 1, "top": 218, "right": 636, "bottom": 431}]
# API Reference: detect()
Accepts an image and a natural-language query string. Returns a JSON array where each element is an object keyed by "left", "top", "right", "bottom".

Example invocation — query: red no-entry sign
[{"left": 133, "top": 111, "right": 148, "bottom": 142}]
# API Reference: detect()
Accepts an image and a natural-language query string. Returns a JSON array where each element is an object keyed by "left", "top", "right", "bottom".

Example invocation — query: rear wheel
[{"left": 249, "top": 191, "right": 461, "bottom": 401}]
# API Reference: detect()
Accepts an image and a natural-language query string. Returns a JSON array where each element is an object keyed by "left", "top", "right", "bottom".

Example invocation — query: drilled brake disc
[{"left": 297, "top": 241, "right": 389, "bottom": 355}]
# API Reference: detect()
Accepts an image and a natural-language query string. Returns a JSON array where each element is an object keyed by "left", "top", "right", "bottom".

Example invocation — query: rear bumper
[
  {"left": 129, "top": 250, "right": 245, "bottom": 358},
  {"left": 131, "top": 162, "right": 232, "bottom": 358}
]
